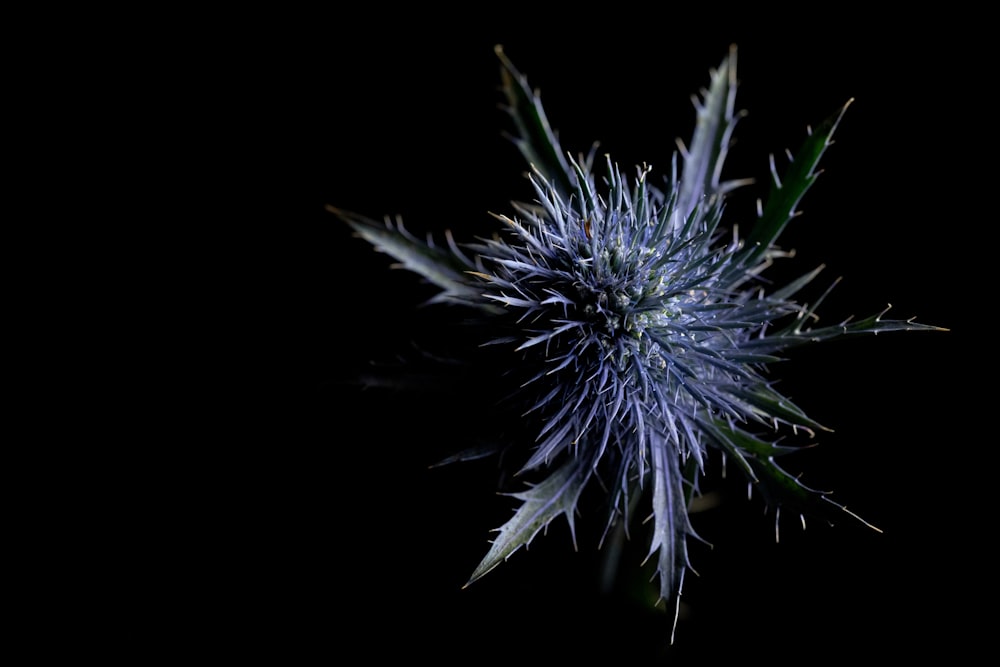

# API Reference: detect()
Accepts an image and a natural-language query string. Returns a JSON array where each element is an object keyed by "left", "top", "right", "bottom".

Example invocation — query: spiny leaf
[
  {"left": 745, "top": 304, "right": 950, "bottom": 353},
  {"left": 677, "top": 43, "right": 752, "bottom": 220},
  {"left": 465, "top": 457, "right": 591, "bottom": 587},
  {"left": 645, "top": 436, "right": 692, "bottom": 605},
  {"left": 742, "top": 99, "right": 853, "bottom": 267},
  {"left": 495, "top": 44, "right": 575, "bottom": 199},
  {"left": 708, "top": 420, "right": 804, "bottom": 459},
  {"left": 747, "top": 455, "right": 882, "bottom": 533},
  {"left": 731, "top": 385, "right": 831, "bottom": 433},
  {"left": 328, "top": 206, "right": 486, "bottom": 307},
  {"left": 705, "top": 421, "right": 879, "bottom": 533}
]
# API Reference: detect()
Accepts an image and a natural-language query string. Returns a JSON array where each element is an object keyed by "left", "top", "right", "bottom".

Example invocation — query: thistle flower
[{"left": 328, "top": 44, "right": 944, "bottom": 636}]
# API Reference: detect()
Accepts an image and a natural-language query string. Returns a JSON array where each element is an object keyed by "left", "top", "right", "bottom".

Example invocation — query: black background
[{"left": 222, "top": 10, "right": 980, "bottom": 663}]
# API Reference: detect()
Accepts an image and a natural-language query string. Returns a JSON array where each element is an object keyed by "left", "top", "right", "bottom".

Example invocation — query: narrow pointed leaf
[
  {"left": 466, "top": 457, "right": 590, "bottom": 586},
  {"left": 731, "top": 386, "right": 832, "bottom": 433},
  {"left": 495, "top": 45, "right": 575, "bottom": 199},
  {"left": 678, "top": 44, "right": 747, "bottom": 219},
  {"left": 645, "top": 435, "right": 691, "bottom": 604},
  {"left": 737, "top": 306, "right": 950, "bottom": 354},
  {"left": 747, "top": 455, "right": 882, "bottom": 532},
  {"left": 742, "top": 99, "right": 853, "bottom": 267},
  {"left": 328, "top": 206, "right": 482, "bottom": 305}
]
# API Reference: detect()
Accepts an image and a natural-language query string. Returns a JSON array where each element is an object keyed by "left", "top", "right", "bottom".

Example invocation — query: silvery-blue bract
[{"left": 330, "top": 45, "right": 943, "bottom": 635}]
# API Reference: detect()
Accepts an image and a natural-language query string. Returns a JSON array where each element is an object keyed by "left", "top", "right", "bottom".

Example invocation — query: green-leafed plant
[{"left": 329, "top": 45, "right": 945, "bottom": 639}]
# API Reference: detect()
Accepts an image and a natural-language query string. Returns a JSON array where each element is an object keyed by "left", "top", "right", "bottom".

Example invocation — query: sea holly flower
[{"left": 328, "top": 44, "right": 944, "bottom": 637}]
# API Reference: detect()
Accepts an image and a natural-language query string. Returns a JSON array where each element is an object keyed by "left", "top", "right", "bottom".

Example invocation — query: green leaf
[
  {"left": 738, "top": 304, "right": 950, "bottom": 354},
  {"left": 495, "top": 45, "right": 575, "bottom": 199},
  {"left": 677, "top": 44, "right": 751, "bottom": 220},
  {"left": 465, "top": 457, "right": 590, "bottom": 587},
  {"left": 730, "top": 385, "right": 832, "bottom": 434},
  {"left": 328, "top": 205, "right": 491, "bottom": 308},
  {"left": 742, "top": 99, "right": 853, "bottom": 267},
  {"left": 747, "top": 455, "right": 882, "bottom": 533},
  {"left": 706, "top": 421, "right": 881, "bottom": 533},
  {"left": 708, "top": 420, "right": 803, "bottom": 460}
]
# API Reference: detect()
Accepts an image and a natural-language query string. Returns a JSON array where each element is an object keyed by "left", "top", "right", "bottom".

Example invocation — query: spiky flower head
[{"left": 329, "top": 45, "right": 944, "bottom": 636}]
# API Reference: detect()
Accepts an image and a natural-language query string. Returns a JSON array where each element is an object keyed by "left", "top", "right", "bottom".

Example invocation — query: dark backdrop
[{"left": 228, "top": 12, "right": 978, "bottom": 663}]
